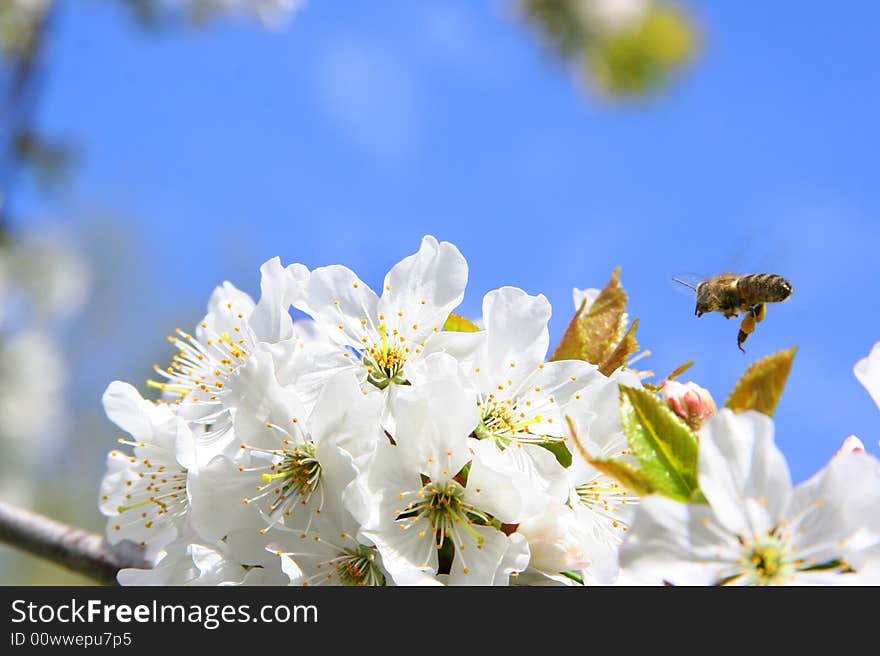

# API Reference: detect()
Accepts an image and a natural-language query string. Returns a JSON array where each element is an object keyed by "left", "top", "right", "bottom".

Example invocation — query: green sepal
[{"left": 538, "top": 440, "right": 573, "bottom": 469}]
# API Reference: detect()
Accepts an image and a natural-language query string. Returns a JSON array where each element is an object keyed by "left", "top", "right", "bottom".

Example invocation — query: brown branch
[{"left": 0, "top": 500, "right": 148, "bottom": 585}]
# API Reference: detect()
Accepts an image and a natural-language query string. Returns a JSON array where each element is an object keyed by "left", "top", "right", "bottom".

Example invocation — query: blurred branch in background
[
  {"left": 119, "top": 0, "right": 305, "bottom": 29},
  {"left": 0, "top": 500, "right": 144, "bottom": 585},
  {"left": 0, "top": 0, "right": 306, "bottom": 584},
  {"left": 0, "top": 0, "right": 62, "bottom": 230},
  {"left": 0, "top": 2, "right": 91, "bottom": 585},
  {"left": 518, "top": 0, "right": 698, "bottom": 98}
]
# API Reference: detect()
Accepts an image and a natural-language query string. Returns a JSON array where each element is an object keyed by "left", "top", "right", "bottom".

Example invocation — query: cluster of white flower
[{"left": 100, "top": 236, "right": 880, "bottom": 585}]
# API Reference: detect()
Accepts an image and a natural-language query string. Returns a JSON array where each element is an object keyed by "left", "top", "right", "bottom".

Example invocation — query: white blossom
[
  {"left": 469, "top": 287, "right": 599, "bottom": 449},
  {"left": 348, "top": 353, "right": 531, "bottom": 585},
  {"left": 188, "top": 354, "right": 383, "bottom": 543},
  {"left": 118, "top": 529, "right": 287, "bottom": 586},
  {"left": 557, "top": 370, "right": 643, "bottom": 584},
  {"left": 620, "top": 410, "right": 880, "bottom": 585},
  {"left": 100, "top": 382, "right": 195, "bottom": 561},
  {"left": 292, "top": 235, "right": 474, "bottom": 427},
  {"left": 147, "top": 258, "right": 333, "bottom": 463}
]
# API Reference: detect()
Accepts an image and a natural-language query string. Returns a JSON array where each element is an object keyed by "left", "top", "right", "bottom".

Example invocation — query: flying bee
[{"left": 673, "top": 273, "right": 793, "bottom": 353}]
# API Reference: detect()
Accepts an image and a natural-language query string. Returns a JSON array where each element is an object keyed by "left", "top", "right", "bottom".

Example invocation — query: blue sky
[{"left": 15, "top": 0, "right": 880, "bottom": 484}]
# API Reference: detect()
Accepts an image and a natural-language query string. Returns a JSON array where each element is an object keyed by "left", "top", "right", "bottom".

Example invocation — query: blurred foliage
[
  {"left": 0, "top": 1, "right": 49, "bottom": 58},
  {"left": 14, "top": 129, "right": 77, "bottom": 191},
  {"left": 519, "top": 0, "right": 698, "bottom": 98},
  {"left": 118, "top": 0, "right": 300, "bottom": 29},
  {"left": 726, "top": 348, "right": 798, "bottom": 418}
]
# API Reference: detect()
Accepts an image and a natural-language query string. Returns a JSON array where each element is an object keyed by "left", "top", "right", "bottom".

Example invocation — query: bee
[{"left": 673, "top": 273, "right": 793, "bottom": 353}]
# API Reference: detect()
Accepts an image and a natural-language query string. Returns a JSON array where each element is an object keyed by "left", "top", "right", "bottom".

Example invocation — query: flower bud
[{"left": 662, "top": 380, "right": 717, "bottom": 431}]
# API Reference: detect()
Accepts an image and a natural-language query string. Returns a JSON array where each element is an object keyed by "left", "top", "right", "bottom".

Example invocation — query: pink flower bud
[
  {"left": 662, "top": 380, "right": 717, "bottom": 431},
  {"left": 835, "top": 435, "right": 866, "bottom": 458}
]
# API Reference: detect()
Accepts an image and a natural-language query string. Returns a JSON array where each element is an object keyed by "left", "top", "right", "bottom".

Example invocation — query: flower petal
[
  {"left": 188, "top": 456, "right": 265, "bottom": 542},
  {"left": 225, "top": 345, "right": 309, "bottom": 456},
  {"left": 467, "top": 440, "right": 566, "bottom": 523},
  {"left": 854, "top": 341, "right": 880, "bottom": 412},
  {"left": 447, "top": 525, "right": 523, "bottom": 586},
  {"left": 572, "top": 287, "right": 599, "bottom": 311},
  {"left": 392, "top": 354, "right": 479, "bottom": 480},
  {"left": 102, "top": 381, "right": 177, "bottom": 453},
  {"left": 619, "top": 496, "right": 739, "bottom": 586},
  {"left": 377, "top": 235, "right": 468, "bottom": 343},
  {"left": 517, "top": 504, "right": 592, "bottom": 575},
  {"left": 196, "top": 282, "right": 255, "bottom": 345},
  {"left": 480, "top": 286, "right": 551, "bottom": 386},
  {"left": 297, "top": 264, "right": 380, "bottom": 350},
  {"left": 249, "top": 257, "right": 296, "bottom": 342},
  {"left": 785, "top": 451, "right": 880, "bottom": 568},
  {"left": 361, "top": 529, "right": 441, "bottom": 586},
  {"left": 698, "top": 409, "right": 791, "bottom": 538}
]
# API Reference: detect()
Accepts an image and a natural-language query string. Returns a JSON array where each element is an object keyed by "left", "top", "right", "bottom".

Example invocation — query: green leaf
[
  {"left": 725, "top": 347, "right": 798, "bottom": 417},
  {"left": 550, "top": 267, "right": 628, "bottom": 363},
  {"left": 443, "top": 313, "right": 480, "bottom": 333},
  {"left": 599, "top": 318, "right": 640, "bottom": 376},
  {"left": 587, "top": 457, "right": 658, "bottom": 497},
  {"left": 620, "top": 385, "right": 699, "bottom": 502},
  {"left": 538, "top": 440, "right": 573, "bottom": 469}
]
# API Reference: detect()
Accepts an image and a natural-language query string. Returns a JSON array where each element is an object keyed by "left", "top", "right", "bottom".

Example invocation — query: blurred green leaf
[
  {"left": 14, "top": 131, "right": 77, "bottom": 191},
  {"left": 725, "top": 347, "right": 798, "bottom": 417},
  {"left": 520, "top": 0, "right": 699, "bottom": 99},
  {"left": 519, "top": 0, "right": 588, "bottom": 57},
  {"left": 588, "top": 4, "right": 697, "bottom": 97}
]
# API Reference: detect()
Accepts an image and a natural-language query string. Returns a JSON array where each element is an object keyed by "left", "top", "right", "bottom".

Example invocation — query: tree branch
[{"left": 0, "top": 500, "right": 148, "bottom": 585}]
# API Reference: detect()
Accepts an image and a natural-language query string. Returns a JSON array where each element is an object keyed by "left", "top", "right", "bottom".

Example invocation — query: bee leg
[
  {"left": 751, "top": 303, "right": 767, "bottom": 323},
  {"left": 738, "top": 314, "right": 757, "bottom": 353}
]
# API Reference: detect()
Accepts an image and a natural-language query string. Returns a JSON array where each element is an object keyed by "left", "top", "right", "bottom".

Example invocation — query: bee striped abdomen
[{"left": 736, "top": 274, "right": 793, "bottom": 305}]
